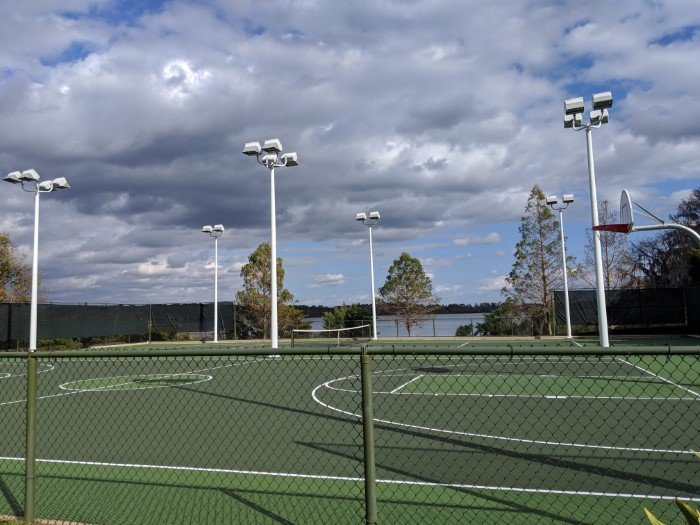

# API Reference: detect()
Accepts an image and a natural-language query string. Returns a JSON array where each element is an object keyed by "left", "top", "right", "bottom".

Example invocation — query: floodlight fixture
[
  {"left": 280, "top": 152, "right": 299, "bottom": 167},
  {"left": 564, "top": 97, "right": 584, "bottom": 115},
  {"left": 52, "top": 177, "right": 70, "bottom": 189},
  {"left": 355, "top": 209, "right": 381, "bottom": 340},
  {"left": 563, "top": 194, "right": 574, "bottom": 203},
  {"left": 562, "top": 90, "right": 614, "bottom": 346},
  {"left": 262, "top": 138, "right": 283, "bottom": 153},
  {"left": 4, "top": 168, "right": 71, "bottom": 352},
  {"left": 20, "top": 169, "right": 40, "bottom": 182},
  {"left": 3, "top": 171, "right": 23, "bottom": 184},
  {"left": 260, "top": 154, "right": 278, "bottom": 165},
  {"left": 546, "top": 195, "right": 558, "bottom": 205},
  {"left": 243, "top": 142, "right": 262, "bottom": 156},
  {"left": 201, "top": 224, "right": 224, "bottom": 342},
  {"left": 242, "top": 137, "right": 300, "bottom": 349},
  {"left": 592, "top": 91, "right": 613, "bottom": 110}
]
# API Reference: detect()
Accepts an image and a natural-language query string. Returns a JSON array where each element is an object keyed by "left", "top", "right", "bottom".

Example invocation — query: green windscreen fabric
[
  {"left": 0, "top": 302, "right": 234, "bottom": 342},
  {"left": 554, "top": 287, "right": 687, "bottom": 327}
]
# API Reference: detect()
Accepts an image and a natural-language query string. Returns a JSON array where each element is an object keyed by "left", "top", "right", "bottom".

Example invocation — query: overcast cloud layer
[{"left": 0, "top": 0, "right": 698, "bottom": 306}]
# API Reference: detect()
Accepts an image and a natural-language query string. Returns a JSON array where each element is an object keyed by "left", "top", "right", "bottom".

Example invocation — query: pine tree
[
  {"left": 504, "top": 185, "right": 569, "bottom": 335},
  {"left": 235, "top": 243, "right": 306, "bottom": 339}
]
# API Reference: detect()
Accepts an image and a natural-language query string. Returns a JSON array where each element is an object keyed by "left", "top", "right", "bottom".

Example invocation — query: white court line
[
  {"left": 312, "top": 375, "right": 692, "bottom": 454},
  {"left": 389, "top": 375, "right": 424, "bottom": 394},
  {"left": 458, "top": 342, "right": 470, "bottom": 347},
  {"left": 615, "top": 358, "right": 700, "bottom": 399},
  {"left": 0, "top": 456, "right": 695, "bottom": 502},
  {"left": 0, "top": 358, "right": 265, "bottom": 409}
]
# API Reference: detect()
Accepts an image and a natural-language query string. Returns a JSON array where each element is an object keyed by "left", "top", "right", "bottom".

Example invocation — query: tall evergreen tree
[
  {"left": 504, "top": 185, "right": 570, "bottom": 335},
  {"left": 379, "top": 252, "right": 439, "bottom": 336},
  {"left": 235, "top": 243, "right": 306, "bottom": 339}
]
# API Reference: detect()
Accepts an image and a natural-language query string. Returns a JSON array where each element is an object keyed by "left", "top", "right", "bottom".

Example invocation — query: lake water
[{"left": 303, "top": 312, "right": 487, "bottom": 338}]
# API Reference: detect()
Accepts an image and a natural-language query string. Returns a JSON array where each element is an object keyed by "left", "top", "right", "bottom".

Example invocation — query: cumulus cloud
[
  {"left": 454, "top": 233, "right": 502, "bottom": 246},
  {"left": 0, "top": 1, "right": 697, "bottom": 305},
  {"left": 312, "top": 273, "right": 347, "bottom": 287}
]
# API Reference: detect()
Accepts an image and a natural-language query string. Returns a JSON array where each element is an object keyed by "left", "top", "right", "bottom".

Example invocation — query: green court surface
[{"left": 0, "top": 342, "right": 698, "bottom": 524}]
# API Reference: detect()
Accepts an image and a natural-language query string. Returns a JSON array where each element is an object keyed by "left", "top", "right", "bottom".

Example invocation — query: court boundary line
[
  {"left": 615, "top": 358, "right": 700, "bottom": 398},
  {"left": 389, "top": 375, "right": 424, "bottom": 394},
  {"left": 312, "top": 375, "right": 692, "bottom": 454},
  {"left": 0, "top": 456, "right": 695, "bottom": 502}
]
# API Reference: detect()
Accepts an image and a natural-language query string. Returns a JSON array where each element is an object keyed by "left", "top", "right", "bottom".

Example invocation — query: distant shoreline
[{"left": 296, "top": 303, "right": 500, "bottom": 318}]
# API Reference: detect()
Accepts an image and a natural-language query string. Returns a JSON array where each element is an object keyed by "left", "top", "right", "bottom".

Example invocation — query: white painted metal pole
[
  {"left": 29, "top": 189, "right": 40, "bottom": 352},
  {"left": 270, "top": 167, "right": 278, "bottom": 349},
  {"left": 214, "top": 236, "right": 219, "bottom": 343},
  {"left": 368, "top": 225, "right": 378, "bottom": 340},
  {"left": 585, "top": 128, "right": 609, "bottom": 347},
  {"left": 559, "top": 209, "right": 572, "bottom": 339}
]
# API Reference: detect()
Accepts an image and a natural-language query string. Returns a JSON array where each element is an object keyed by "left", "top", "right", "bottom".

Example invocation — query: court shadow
[
  {"left": 177, "top": 384, "right": 699, "bottom": 496},
  {"left": 295, "top": 440, "right": 591, "bottom": 525},
  {"left": 0, "top": 471, "right": 23, "bottom": 517},
  {"left": 219, "top": 488, "right": 296, "bottom": 524}
]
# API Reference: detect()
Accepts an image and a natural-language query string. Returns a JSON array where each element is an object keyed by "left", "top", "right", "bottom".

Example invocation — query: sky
[{"left": 0, "top": 0, "right": 698, "bottom": 307}]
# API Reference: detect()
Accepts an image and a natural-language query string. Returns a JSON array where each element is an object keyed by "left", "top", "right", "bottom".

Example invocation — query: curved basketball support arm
[{"left": 632, "top": 223, "right": 700, "bottom": 246}]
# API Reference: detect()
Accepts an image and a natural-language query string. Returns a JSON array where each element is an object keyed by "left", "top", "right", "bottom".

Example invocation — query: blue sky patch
[
  {"left": 40, "top": 41, "right": 96, "bottom": 67},
  {"left": 651, "top": 25, "right": 698, "bottom": 46}
]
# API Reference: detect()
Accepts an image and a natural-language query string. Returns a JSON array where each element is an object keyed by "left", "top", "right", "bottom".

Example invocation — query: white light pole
[
  {"left": 356, "top": 211, "right": 380, "bottom": 340},
  {"left": 546, "top": 194, "right": 574, "bottom": 339},
  {"left": 564, "top": 92, "right": 612, "bottom": 347},
  {"left": 3, "top": 170, "right": 71, "bottom": 351},
  {"left": 202, "top": 224, "right": 225, "bottom": 343},
  {"left": 243, "top": 139, "right": 298, "bottom": 349}
]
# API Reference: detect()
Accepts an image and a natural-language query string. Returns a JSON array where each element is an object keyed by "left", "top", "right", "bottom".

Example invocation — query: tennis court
[{"left": 0, "top": 339, "right": 698, "bottom": 524}]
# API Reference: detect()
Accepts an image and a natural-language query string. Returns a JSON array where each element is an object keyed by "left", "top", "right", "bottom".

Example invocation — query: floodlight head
[
  {"left": 3, "top": 171, "right": 23, "bottom": 184},
  {"left": 213, "top": 224, "right": 225, "bottom": 232},
  {"left": 564, "top": 114, "right": 574, "bottom": 129},
  {"left": 590, "top": 109, "right": 602, "bottom": 125},
  {"left": 243, "top": 142, "right": 262, "bottom": 156},
  {"left": 38, "top": 181, "right": 53, "bottom": 191},
  {"left": 201, "top": 225, "right": 213, "bottom": 233},
  {"left": 260, "top": 154, "right": 278, "bottom": 165},
  {"left": 262, "top": 139, "right": 283, "bottom": 153},
  {"left": 356, "top": 212, "right": 367, "bottom": 221},
  {"left": 51, "top": 177, "right": 70, "bottom": 189},
  {"left": 563, "top": 194, "right": 574, "bottom": 204},
  {"left": 564, "top": 97, "right": 584, "bottom": 115},
  {"left": 601, "top": 108, "right": 609, "bottom": 124},
  {"left": 592, "top": 91, "right": 613, "bottom": 110},
  {"left": 546, "top": 195, "right": 558, "bottom": 206},
  {"left": 20, "top": 169, "right": 40, "bottom": 182},
  {"left": 369, "top": 211, "right": 380, "bottom": 220},
  {"left": 280, "top": 152, "right": 298, "bottom": 167},
  {"left": 574, "top": 113, "right": 583, "bottom": 126}
]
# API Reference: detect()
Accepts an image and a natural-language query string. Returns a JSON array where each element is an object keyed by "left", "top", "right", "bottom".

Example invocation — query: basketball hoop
[{"left": 592, "top": 189, "right": 633, "bottom": 234}]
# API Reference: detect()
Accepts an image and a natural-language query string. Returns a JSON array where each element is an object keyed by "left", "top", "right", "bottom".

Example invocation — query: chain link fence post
[
  {"left": 360, "top": 348, "right": 378, "bottom": 525},
  {"left": 24, "top": 354, "right": 38, "bottom": 524}
]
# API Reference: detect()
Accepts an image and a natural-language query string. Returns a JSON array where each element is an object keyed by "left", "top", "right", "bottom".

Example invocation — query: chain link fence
[{"left": 0, "top": 346, "right": 698, "bottom": 524}]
